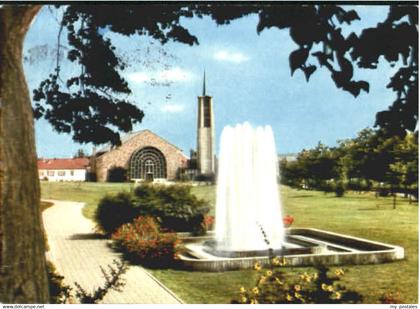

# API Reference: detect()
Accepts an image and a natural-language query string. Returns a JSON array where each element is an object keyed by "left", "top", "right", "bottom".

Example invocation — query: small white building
[{"left": 38, "top": 158, "right": 89, "bottom": 181}]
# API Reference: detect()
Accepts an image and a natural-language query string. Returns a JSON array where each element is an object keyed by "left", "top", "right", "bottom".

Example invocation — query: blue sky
[{"left": 24, "top": 5, "right": 395, "bottom": 158}]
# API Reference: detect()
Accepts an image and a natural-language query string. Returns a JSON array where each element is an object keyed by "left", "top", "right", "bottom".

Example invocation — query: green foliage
[
  {"left": 341, "top": 130, "right": 418, "bottom": 191},
  {"left": 73, "top": 259, "right": 128, "bottom": 304},
  {"left": 281, "top": 143, "right": 343, "bottom": 194},
  {"left": 86, "top": 171, "right": 97, "bottom": 182},
  {"left": 194, "top": 173, "right": 216, "bottom": 183},
  {"left": 133, "top": 184, "right": 210, "bottom": 234},
  {"left": 46, "top": 259, "right": 127, "bottom": 304},
  {"left": 232, "top": 261, "right": 362, "bottom": 304},
  {"left": 389, "top": 133, "right": 418, "bottom": 192},
  {"left": 94, "top": 184, "right": 209, "bottom": 235},
  {"left": 279, "top": 159, "right": 305, "bottom": 188},
  {"left": 281, "top": 129, "right": 418, "bottom": 199},
  {"left": 346, "top": 179, "right": 372, "bottom": 192},
  {"left": 73, "top": 148, "right": 87, "bottom": 158},
  {"left": 176, "top": 168, "right": 191, "bottom": 182},
  {"left": 46, "top": 261, "right": 72, "bottom": 304},
  {"left": 107, "top": 166, "right": 127, "bottom": 182},
  {"left": 111, "top": 216, "right": 179, "bottom": 266},
  {"left": 340, "top": 128, "right": 384, "bottom": 182},
  {"left": 319, "top": 182, "right": 334, "bottom": 193},
  {"left": 95, "top": 192, "right": 135, "bottom": 234}
]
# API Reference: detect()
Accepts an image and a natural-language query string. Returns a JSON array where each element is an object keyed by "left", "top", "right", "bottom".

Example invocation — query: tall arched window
[{"left": 129, "top": 147, "right": 167, "bottom": 180}]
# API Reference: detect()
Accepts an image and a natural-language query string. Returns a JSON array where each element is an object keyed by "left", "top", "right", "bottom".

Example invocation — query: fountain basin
[
  {"left": 202, "top": 238, "right": 318, "bottom": 258},
  {"left": 178, "top": 228, "right": 404, "bottom": 272}
]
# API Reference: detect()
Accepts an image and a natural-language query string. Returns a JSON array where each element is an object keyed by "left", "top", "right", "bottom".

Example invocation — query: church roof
[{"left": 96, "top": 130, "right": 186, "bottom": 156}]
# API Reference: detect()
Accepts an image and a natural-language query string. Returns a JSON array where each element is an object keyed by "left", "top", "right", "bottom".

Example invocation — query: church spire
[
  {"left": 202, "top": 70, "right": 206, "bottom": 96},
  {"left": 197, "top": 69, "right": 215, "bottom": 175}
]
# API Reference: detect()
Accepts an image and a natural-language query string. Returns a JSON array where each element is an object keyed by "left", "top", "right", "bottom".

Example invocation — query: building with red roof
[{"left": 38, "top": 158, "right": 90, "bottom": 181}]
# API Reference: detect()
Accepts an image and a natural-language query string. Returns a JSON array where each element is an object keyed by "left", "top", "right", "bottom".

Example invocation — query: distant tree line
[{"left": 280, "top": 128, "right": 418, "bottom": 201}]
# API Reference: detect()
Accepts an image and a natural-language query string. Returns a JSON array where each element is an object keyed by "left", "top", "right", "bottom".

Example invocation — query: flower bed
[{"left": 112, "top": 216, "right": 180, "bottom": 266}]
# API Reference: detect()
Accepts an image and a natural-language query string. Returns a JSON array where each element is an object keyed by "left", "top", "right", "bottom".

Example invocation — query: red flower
[
  {"left": 111, "top": 216, "right": 179, "bottom": 264},
  {"left": 203, "top": 215, "right": 215, "bottom": 230},
  {"left": 283, "top": 215, "right": 294, "bottom": 227}
]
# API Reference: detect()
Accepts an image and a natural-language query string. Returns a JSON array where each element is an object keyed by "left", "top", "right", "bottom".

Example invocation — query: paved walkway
[{"left": 42, "top": 200, "right": 182, "bottom": 304}]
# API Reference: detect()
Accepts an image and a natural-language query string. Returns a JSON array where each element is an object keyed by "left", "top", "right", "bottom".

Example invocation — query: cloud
[
  {"left": 127, "top": 67, "right": 193, "bottom": 84},
  {"left": 214, "top": 50, "right": 249, "bottom": 63},
  {"left": 157, "top": 68, "right": 192, "bottom": 82},
  {"left": 160, "top": 103, "right": 185, "bottom": 113},
  {"left": 127, "top": 72, "right": 150, "bottom": 83}
]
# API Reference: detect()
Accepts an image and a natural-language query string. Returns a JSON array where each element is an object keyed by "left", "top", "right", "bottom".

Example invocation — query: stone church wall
[{"left": 95, "top": 130, "right": 188, "bottom": 182}]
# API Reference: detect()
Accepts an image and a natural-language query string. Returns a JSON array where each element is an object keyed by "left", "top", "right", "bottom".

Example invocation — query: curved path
[{"left": 42, "top": 200, "right": 182, "bottom": 304}]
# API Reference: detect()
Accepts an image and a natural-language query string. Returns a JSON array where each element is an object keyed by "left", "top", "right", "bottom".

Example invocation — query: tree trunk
[
  {"left": 392, "top": 188, "right": 397, "bottom": 210},
  {"left": 0, "top": 5, "right": 49, "bottom": 303}
]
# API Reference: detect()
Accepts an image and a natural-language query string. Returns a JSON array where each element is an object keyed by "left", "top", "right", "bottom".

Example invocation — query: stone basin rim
[{"left": 177, "top": 227, "right": 404, "bottom": 271}]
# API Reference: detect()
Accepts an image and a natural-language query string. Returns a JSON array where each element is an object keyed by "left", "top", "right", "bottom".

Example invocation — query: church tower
[{"left": 197, "top": 71, "right": 215, "bottom": 175}]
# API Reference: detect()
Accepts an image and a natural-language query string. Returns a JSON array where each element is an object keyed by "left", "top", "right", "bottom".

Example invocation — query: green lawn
[
  {"left": 41, "top": 181, "right": 135, "bottom": 219},
  {"left": 40, "top": 182, "right": 418, "bottom": 304},
  {"left": 189, "top": 185, "right": 217, "bottom": 215}
]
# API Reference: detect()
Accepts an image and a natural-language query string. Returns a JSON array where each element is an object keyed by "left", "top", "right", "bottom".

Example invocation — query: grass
[
  {"left": 189, "top": 185, "right": 217, "bottom": 215},
  {"left": 40, "top": 182, "right": 418, "bottom": 304},
  {"left": 41, "top": 181, "right": 135, "bottom": 219},
  {"left": 150, "top": 268, "right": 259, "bottom": 304}
]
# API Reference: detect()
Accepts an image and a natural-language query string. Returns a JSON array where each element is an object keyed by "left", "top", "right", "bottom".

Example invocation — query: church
[{"left": 93, "top": 74, "right": 216, "bottom": 182}]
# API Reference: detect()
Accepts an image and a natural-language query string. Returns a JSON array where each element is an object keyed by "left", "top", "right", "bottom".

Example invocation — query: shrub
[
  {"left": 176, "top": 168, "right": 191, "bottom": 182},
  {"left": 194, "top": 173, "right": 216, "bottom": 183},
  {"left": 95, "top": 192, "right": 136, "bottom": 234},
  {"left": 74, "top": 259, "right": 128, "bottom": 303},
  {"left": 107, "top": 166, "right": 127, "bottom": 182},
  {"left": 46, "top": 259, "right": 127, "bottom": 304},
  {"left": 47, "top": 261, "right": 72, "bottom": 304},
  {"left": 134, "top": 184, "right": 210, "bottom": 234},
  {"left": 95, "top": 184, "right": 210, "bottom": 235},
  {"left": 86, "top": 171, "right": 97, "bottom": 182},
  {"left": 232, "top": 261, "right": 362, "bottom": 304},
  {"left": 112, "top": 216, "right": 179, "bottom": 266}
]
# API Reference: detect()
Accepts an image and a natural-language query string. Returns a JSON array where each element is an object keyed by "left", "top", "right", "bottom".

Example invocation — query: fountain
[
  {"left": 178, "top": 123, "right": 404, "bottom": 271},
  {"left": 214, "top": 123, "right": 284, "bottom": 253}
]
